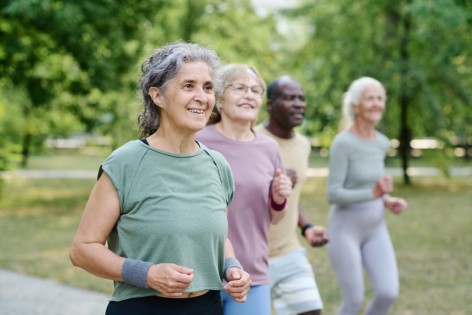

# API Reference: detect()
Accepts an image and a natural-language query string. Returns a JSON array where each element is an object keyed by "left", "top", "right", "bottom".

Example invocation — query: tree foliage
[
  {"left": 0, "top": 0, "right": 470, "bottom": 181},
  {"left": 0, "top": 0, "right": 282, "bottom": 166},
  {"left": 0, "top": 0, "right": 168, "bottom": 164},
  {"left": 282, "top": 0, "right": 471, "bottom": 182}
]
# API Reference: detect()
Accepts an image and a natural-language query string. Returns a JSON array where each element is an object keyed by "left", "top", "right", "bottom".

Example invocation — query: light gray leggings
[{"left": 328, "top": 199, "right": 399, "bottom": 315}]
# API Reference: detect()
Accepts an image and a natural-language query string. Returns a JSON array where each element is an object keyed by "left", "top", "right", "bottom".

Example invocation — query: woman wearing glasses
[{"left": 197, "top": 63, "right": 292, "bottom": 315}]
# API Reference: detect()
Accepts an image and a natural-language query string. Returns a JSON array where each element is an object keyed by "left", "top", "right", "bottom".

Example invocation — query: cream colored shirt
[{"left": 255, "top": 126, "right": 311, "bottom": 258}]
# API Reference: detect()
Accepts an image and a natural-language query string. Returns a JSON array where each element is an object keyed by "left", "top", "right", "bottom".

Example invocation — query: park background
[{"left": 0, "top": 0, "right": 471, "bottom": 314}]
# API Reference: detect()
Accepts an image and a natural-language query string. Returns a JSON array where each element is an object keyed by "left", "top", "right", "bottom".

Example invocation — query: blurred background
[{"left": 1, "top": 0, "right": 471, "bottom": 181}]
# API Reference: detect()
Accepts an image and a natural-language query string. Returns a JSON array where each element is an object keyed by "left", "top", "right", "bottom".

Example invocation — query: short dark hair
[{"left": 266, "top": 79, "right": 282, "bottom": 102}]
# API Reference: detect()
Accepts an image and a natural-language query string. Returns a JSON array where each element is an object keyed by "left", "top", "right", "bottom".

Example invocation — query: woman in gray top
[{"left": 327, "top": 77, "right": 408, "bottom": 315}]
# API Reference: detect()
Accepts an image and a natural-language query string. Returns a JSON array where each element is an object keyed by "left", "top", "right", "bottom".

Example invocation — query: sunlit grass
[
  {"left": 301, "top": 176, "right": 472, "bottom": 315},
  {"left": 0, "top": 165, "right": 471, "bottom": 314},
  {"left": 0, "top": 178, "right": 113, "bottom": 295},
  {"left": 23, "top": 148, "right": 110, "bottom": 170}
]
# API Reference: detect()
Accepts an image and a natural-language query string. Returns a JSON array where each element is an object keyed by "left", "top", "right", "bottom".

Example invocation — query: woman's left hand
[
  {"left": 271, "top": 169, "right": 292, "bottom": 203},
  {"left": 223, "top": 268, "right": 252, "bottom": 303},
  {"left": 385, "top": 197, "right": 408, "bottom": 214}
]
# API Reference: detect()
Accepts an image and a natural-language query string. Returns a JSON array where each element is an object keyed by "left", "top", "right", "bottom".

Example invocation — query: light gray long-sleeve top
[{"left": 327, "top": 130, "right": 390, "bottom": 205}]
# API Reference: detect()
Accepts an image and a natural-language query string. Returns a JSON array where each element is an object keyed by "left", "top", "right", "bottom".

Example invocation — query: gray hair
[
  {"left": 342, "top": 76, "right": 386, "bottom": 129},
  {"left": 138, "top": 42, "right": 221, "bottom": 137},
  {"left": 208, "top": 63, "right": 266, "bottom": 125}
]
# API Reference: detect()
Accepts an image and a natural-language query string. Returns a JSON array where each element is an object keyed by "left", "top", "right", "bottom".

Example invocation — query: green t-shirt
[{"left": 101, "top": 140, "right": 234, "bottom": 301}]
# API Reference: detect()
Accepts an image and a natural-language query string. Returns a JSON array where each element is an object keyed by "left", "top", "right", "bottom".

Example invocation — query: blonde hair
[
  {"left": 342, "top": 76, "right": 386, "bottom": 129},
  {"left": 208, "top": 63, "right": 266, "bottom": 124}
]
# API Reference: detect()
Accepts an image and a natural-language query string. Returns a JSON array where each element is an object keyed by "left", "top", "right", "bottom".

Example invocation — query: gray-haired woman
[
  {"left": 70, "top": 42, "right": 251, "bottom": 315},
  {"left": 327, "top": 77, "right": 407, "bottom": 315}
]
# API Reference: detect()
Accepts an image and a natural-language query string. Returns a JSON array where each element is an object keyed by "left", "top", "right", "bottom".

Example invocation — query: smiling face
[
  {"left": 149, "top": 61, "right": 215, "bottom": 134},
  {"left": 270, "top": 79, "right": 307, "bottom": 130},
  {"left": 354, "top": 83, "right": 386, "bottom": 126},
  {"left": 219, "top": 75, "right": 263, "bottom": 124}
]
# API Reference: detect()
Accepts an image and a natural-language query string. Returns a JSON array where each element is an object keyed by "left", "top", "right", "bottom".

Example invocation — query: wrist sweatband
[
  {"left": 121, "top": 258, "right": 153, "bottom": 289},
  {"left": 271, "top": 197, "right": 287, "bottom": 211},
  {"left": 223, "top": 257, "right": 243, "bottom": 282},
  {"left": 269, "top": 186, "right": 287, "bottom": 211},
  {"left": 301, "top": 223, "right": 313, "bottom": 237}
]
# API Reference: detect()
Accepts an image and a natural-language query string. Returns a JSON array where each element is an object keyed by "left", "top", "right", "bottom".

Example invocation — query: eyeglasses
[{"left": 226, "top": 84, "right": 265, "bottom": 97}]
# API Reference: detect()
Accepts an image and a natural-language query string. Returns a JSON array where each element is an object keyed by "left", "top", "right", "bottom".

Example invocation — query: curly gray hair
[{"left": 138, "top": 42, "right": 221, "bottom": 137}]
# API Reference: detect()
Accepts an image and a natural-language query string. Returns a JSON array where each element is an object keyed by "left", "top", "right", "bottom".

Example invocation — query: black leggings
[{"left": 105, "top": 290, "right": 223, "bottom": 315}]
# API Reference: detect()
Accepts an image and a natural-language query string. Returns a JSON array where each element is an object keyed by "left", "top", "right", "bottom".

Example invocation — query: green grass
[
  {"left": 301, "top": 176, "right": 472, "bottom": 315},
  {"left": 24, "top": 148, "right": 110, "bottom": 170},
  {"left": 1, "top": 151, "right": 471, "bottom": 314},
  {"left": 0, "top": 177, "right": 113, "bottom": 294}
]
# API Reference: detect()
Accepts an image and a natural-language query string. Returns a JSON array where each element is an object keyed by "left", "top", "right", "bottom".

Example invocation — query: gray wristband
[
  {"left": 121, "top": 258, "right": 153, "bottom": 289},
  {"left": 223, "top": 257, "right": 243, "bottom": 282}
]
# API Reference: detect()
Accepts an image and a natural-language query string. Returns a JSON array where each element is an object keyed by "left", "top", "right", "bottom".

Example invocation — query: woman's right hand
[
  {"left": 372, "top": 175, "right": 393, "bottom": 199},
  {"left": 147, "top": 263, "right": 194, "bottom": 297}
]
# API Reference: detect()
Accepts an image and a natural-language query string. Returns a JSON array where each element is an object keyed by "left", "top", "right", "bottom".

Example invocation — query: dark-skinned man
[{"left": 255, "top": 76, "right": 328, "bottom": 315}]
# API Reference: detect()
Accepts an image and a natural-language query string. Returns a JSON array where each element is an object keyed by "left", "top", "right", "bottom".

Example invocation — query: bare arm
[
  {"left": 69, "top": 172, "right": 124, "bottom": 281},
  {"left": 70, "top": 173, "right": 194, "bottom": 297}
]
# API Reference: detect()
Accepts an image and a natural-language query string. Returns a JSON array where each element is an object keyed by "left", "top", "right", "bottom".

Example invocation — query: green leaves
[{"left": 0, "top": 0, "right": 470, "bottom": 171}]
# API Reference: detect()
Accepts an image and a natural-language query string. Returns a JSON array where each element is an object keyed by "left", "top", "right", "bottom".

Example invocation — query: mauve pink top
[{"left": 197, "top": 124, "right": 284, "bottom": 285}]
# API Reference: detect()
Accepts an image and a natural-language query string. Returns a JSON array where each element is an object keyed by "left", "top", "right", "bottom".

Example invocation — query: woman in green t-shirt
[{"left": 70, "top": 42, "right": 251, "bottom": 315}]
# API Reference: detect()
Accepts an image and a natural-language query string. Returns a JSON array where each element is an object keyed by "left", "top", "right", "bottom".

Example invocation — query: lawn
[
  {"left": 0, "top": 177, "right": 111, "bottom": 294},
  {"left": 300, "top": 176, "right": 472, "bottom": 315},
  {"left": 23, "top": 148, "right": 110, "bottom": 170},
  {"left": 0, "top": 151, "right": 471, "bottom": 314}
]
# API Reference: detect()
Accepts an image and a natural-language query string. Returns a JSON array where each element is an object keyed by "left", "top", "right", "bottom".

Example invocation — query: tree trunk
[
  {"left": 21, "top": 132, "right": 31, "bottom": 168},
  {"left": 398, "top": 1, "right": 412, "bottom": 185},
  {"left": 399, "top": 126, "right": 411, "bottom": 184}
]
